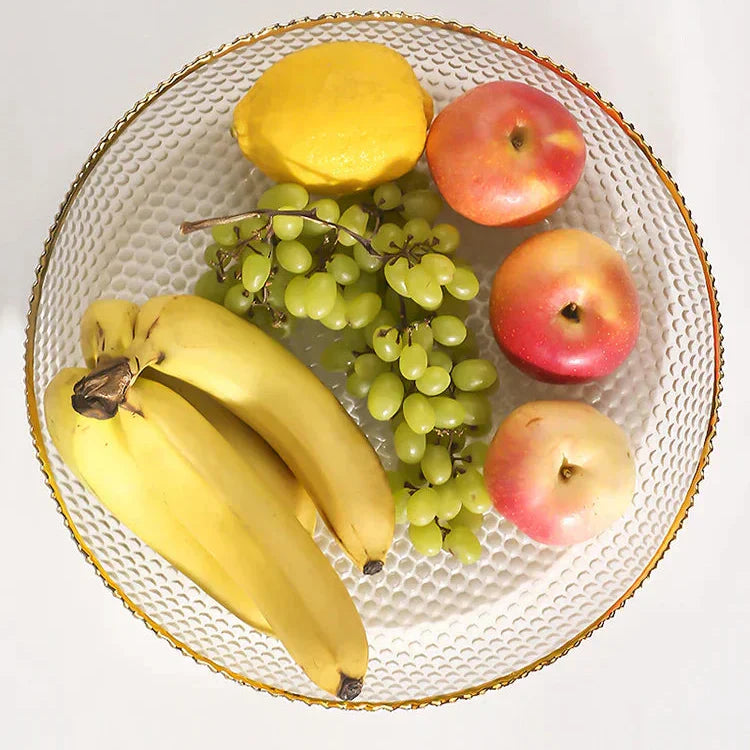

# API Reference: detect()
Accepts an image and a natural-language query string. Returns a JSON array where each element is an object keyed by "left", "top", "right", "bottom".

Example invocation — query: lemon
[{"left": 233, "top": 41, "right": 433, "bottom": 194}]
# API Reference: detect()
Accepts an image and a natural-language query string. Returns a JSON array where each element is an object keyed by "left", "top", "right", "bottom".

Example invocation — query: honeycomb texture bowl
[{"left": 26, "top": 13, "right": 721, "bottom": 708}]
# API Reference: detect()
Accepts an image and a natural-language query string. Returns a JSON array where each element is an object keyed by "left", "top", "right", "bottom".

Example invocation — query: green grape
[
  {"left": 276, "top": 240, "right": 312, "bottom": 274},
  {"left": 400, "top": 189, "right": 443, "bottom": 223},
  {"left": 420, "top": 253, "right": 455, "bottom": 285},
  {"left": 338, "top": 205, "right": 369, "bottom": 246},
  {"left": 364, "top": 310, "right": 397, "bottom": 346},
  {"left": 283, "top": 275, "right": 309, "bottom": 318},
  {"left": 243, "top": 239, "right": 272, "bottom": 259},
  {"left": 406, "top": 487, "right": 439, "bottom": 526},
  {"left": 444, "top": 527, "right": 482, "bottom": 564},
  {"left": 320, "top": 293, "right": 348, "bottom": 330},
  {"left": 421, "top": 444, "right": 452, "bottom": 486},
  {"left": 352, "top": 243, "right": 383, "bottom": 273},
  {"left": 393, "top": 487, "right": 410, "bottom": 525},
  {"left": 451, "top": 359, "right": 498, "bottom": 391},
  {"left": 327, "top": 253, "right": 360, "bottom": 286},
  {"left": 402, "top": 217, "right": 431, "bottom": 244},
  {"left": 241, "top": 253, "right": 272, "bottom": 293},
  {"left": 263, "top": 270, "right": 290, "bottom": 309},
  {"left": 346, "top": 292, "right": 382, "bottom": 329},
  {"left": 397, "top": 170, "right": 430, "bottom": 193},
  {"left": 468, "top": 421, "right": 493, "bottom": 439},
  {"left": 384, "top": 287, "right": 421, "bottom": 321},
  {"left": 456, "top": 392, "right": 492, "bottom": 426},
  {"left": 407, "top": 264, "right": 443, "bottom": 310},
  {"left": 428, "top": 348, "right": 453, "bottom": 372},
  {"left": 462, "top": 441, "right": 489, "bottom": 470},
  {"left": 345, "top": 372, "right": 372, "bottom": 398},
  {"left": 431, "top": 223, "right": 460, "bottom": 254},
  {"left": 372, "top": 223, "right": 405, "bottom": 254},
  {"left": 402, "top": 393, "right": 436, "bottom": 435},
  {"left": 447, "top": 506, "right": 484, "bottom": 532},
  {"left": 223, "top": 283, "right": 253, "bottom": 315},
  {"left": 272, "top": 208, "right": 304, "bottom": 241},
  {"left": 354, "top": 353, "right": 389, "bottom": 380},
  {"left": 431, "top": 396, "right": 466, "bottom": 429},
  {"left": 248, "top": 305, "right": 273, "bottom": 330},
  {"left": 399, "top": 343, "right": 428, "bottom": 381},
  {"left": 435, "top": 480, "right": 462, "bottom": 521},
  {"left": 372, "top": 326, "right": 403, "bottom": 362},
  {"left": 303, "top": 272, "right": 337, "bottom": 320},
  {"left": 387, "top": 469, "right": 407, "bottom": 492},
  {"left": 203, "top": 243, "right": 221, "bottom": 267},
  {"left": 410, "top": 321, "right": 434, "bottom": 352},
  {"left": 238, "top": 216, "right": 268, "bottom": 239},
  {"left": 394, "top": 421, "right": 427, "bottom": 465},
  {"left": 450, "top": 328, "right": 479, "bottom": 361},
  {"left": 431, "top": 315, "right": 467, "bottom": 347},
  {"left": 367, "top": 372, "right": 404, "bottom": 421},
  {"left": 343, "top": 271, "right": 379, "bottom": 300},
  {"left": 211, "top": 223, "right": 239, "bottom": 247},
  {"left": 409, "top": 521, "right": 443, "bottom": 556},
  {"left": 455, "top": 468, "right": 492, "bottom": 513},
  {"left": 384, "top": 257, "right": 410, "bottom": 296},
  {"left": 398, "top": 460, "right": 425, "bottom": 487},
  {"left": 194, "top": 269, "right": 233, "bottom": 304},
  {"left": 437, "top": 294, "right": 471, "bottom": 319},
  {"left": 343, "top": 325, "right": 367, "bottom": 352},
  {"left": 321, "top": 341, "right": 355, "bottom": 372},
  {"left": 416, "top": 366, "right": 451, "bottom": 396},
  {"left": 303, "top": 198, "right": 341, "bottom": 236},
  {"left": 373, "top": 182, "right": 402, "bottom": 210},
  {"left": 258, "top": 183, "right": 308, "bottom": 210},
  {"left": 446, "top": 266, "right": 480, "bottom": 300}
]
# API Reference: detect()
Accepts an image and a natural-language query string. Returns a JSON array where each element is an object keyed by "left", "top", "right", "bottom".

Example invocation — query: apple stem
[{"left": 560, "top": 302, "right": 581, "bottom": 322}]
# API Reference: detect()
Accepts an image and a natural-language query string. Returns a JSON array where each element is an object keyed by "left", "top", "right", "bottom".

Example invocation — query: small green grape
[
  {"left": 203, "top": 243, "right": 221, "bottom": 267},
  {"left": 241, "top": 253, "right": 272, "bottom": 293},
  {"left": 421, "top": 444, "right": 453, "bottom": 486},
  {"left": 455, "top": 468, "right": 492, "bottom": 514},
  {"left": 272, "top": 208, "right": 304, "bottom": 241},
  {"left": 410, "top": 321, "right": 434, "bottom": 352},
  {"left": 342, "top": 326, "right": 367, "bottom": 352},
  {"left": 364, "top": 309, "right": 397, "bottom": 346},
  {"left": 304, "top": 272, "right": 338, "bottom": 320},
  {"left": 428, "top": 348, "right": 453, "bottom": 372},
  {"left": 223, "top": 283, "right": 253, "bottom": 315},
  {"left": 419, "top": 253, "right": 455, "bottom": 285},
  {"left": 400, "top": 189, "right": 443, "bottom": 223},
  {"left": 399, "top": 343, "right": 428, "bottom": 381},
  {"left": 211, "top": 223, "right": 238, "bottom": 247},
  {"left": 447, "top": 506, "right": 484, "bottom": 532},
  {"left": 393, "top": 488, "right": 410, "bottom": 525},
  {"left": 415, "top": 366, "right": 451, "bottom": 396},
  {"left": 407, "top": 264, "right": 443, "bottom": 310},
  {"left": 394, "top": 422, "right": 427, "bottom": 465},
  {"left": 456, "top": 392, "right": 492, "bottom": 426},
  {"left": 194, "top": 269, "right": 233, "bottom": 304},
  {"left": 238, "top": 216, "right": 268, "bottom": 239},
  {"left": 352, "top": 243, "right": 382, "bottom": 272},
  {"left": 409, "top": 521, "right": 443, "bottom": 556},
  {"left": 258, "top": 183, "right": 308, "bottom": 210},
  {"left": 462, "top": 441, "right": 489, "bottom": 471},
  {"left": 431, "top": 315, "right": 467, "bottom": 346},
  {"left": 345, "top": 292, "right": 382, "bottom": 329},
  {"left": 387, "top": 469, "right": 407, "bottom": 493},
  {"left": 402, "top": 217, "right": 431, "bottom": 244},
  {"left": 276, "top": 240, "right": 312, "bottom": 274},
  {"left": 321, "top": 342, "right": 355, "bottom": 372},
  {"left": 283, "top": 275, "right": 309, "bottom": 318},
  {"left": 435, "top": 480, "right": 462, "bottom": 521},
  {"left": 431, "top": 223, "right": 460, "bottom": 254},
  {"left": 406, "top": 487, "right": 439, "bottom": 526},
  {"left": 397, "top": 170, "right": 430, "bottom": 193},
  {"left": 372, "top": 326, "right": 403, "bottom": 362},
  {"left": 367, "top": 372, "right": 404, "bottom": 421},
  {"left": 327, "top": 253, "right": 360, "bottom": 286},
  {"left": 384, "top": 257, "right": 410, "bottom": 296},
  {"left": 446, "top": 266, "right": 480, "bottom": 301},
  {"left": 338, "top": 205, "right": 369, "bottom": 246},
  {"left": 265, "top": 269, "right": 292, "bottom": 308},
  {"left": 354, "top": 353, "right": 389, "bottom": 381},
  {"left": 345, "top": 372, "right": 372, "bottom": 398},
  {"left": 444, "top": 527, "right": 482, "bottom": 565},
  {"left": 373, "top": 182, "right": 402, "bottom": 210},
  {"left": 402, "top": 393, "right": 436, "bottom": 435},
  {"left": 303, "top": 198, "right": 341, "bottom": 236},
  {"left": 451, "top": 359, "right": 498, "bottom": 391},
  {"left": 431, "top": 396, "right": 466, "bottom": 429},
  {"left": 320, "top": 293, "right": 348, "bottom": 330},
  {"left": 343, "top": 271, "right": 379, "bottom": 300},
  {"left": 372, "top": 223, "right": 405, "bottom": 254}
]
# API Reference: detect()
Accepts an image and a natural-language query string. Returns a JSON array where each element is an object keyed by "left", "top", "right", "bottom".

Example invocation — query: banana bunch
[{"left": 45, "top": 296, "right": 395, "bottom": 699}]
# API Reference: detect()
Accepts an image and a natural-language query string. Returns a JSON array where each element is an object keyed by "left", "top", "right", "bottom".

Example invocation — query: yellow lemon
[{"left": 233, "top": 41, "right": 433, "bottom": 194}]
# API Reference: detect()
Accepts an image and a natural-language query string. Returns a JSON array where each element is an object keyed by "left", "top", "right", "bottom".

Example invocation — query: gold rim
[{"left": 24, "top": 11, "right": 723, "bottom": 710}]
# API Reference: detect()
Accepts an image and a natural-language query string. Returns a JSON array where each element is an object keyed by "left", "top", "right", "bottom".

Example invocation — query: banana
[
  {"left": 46, "top": 368, "right": 368, "bottom": 699},
  {"left": 74, "top": 294, "right": 394, "bottom": 574},
  {"left": 79, "top": 298, "right": 317, "bottom": 535}
]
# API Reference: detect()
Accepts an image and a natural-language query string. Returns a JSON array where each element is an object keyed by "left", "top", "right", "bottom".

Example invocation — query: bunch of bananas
[{"left": 44, "top": 295, "right": 395, "bottom": 700}]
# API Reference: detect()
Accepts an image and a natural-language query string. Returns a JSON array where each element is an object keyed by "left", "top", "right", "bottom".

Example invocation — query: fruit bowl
[{"left": 25, "top": 12, "right": 721, "bottom": 708}]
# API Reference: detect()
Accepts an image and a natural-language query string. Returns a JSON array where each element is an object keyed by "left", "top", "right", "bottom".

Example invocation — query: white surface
[{"left": 1, "top": 0, "right": 748, "bottom": 747}]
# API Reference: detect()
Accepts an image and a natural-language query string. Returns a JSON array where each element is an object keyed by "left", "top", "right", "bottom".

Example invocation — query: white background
[{"left": 2, "top": 1, "right": 748, "bottom": 747}]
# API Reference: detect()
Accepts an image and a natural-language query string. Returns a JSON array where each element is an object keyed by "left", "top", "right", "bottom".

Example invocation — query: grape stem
[{"left": 181, "top": 208, "right": 379, "bottom": 256}]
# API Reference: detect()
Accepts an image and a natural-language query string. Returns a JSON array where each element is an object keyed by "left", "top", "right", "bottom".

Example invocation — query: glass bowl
[{"left": 25, "top": 12, "right": 722, "bottom": 709}]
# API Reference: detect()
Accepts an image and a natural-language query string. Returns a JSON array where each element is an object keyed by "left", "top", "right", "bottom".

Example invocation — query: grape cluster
[{"left": 193, "top": 172, "right": 497, "bottom": 564}]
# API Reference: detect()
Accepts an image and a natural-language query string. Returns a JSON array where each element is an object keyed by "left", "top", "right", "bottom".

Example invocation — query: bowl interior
[{"left": 30, "top": 16, "right": 717, "bottom": 705}]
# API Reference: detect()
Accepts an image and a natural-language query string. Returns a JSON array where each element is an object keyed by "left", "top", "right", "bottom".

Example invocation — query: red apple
[
  {"left": 485, "top": 400, "right": 635, "bottom": 545},
  {"left": 490, "top": 229, "right": 640, "bottom": 383},
  {"left": 425, "top": 81, "right": 586, "bottom": 226}
]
